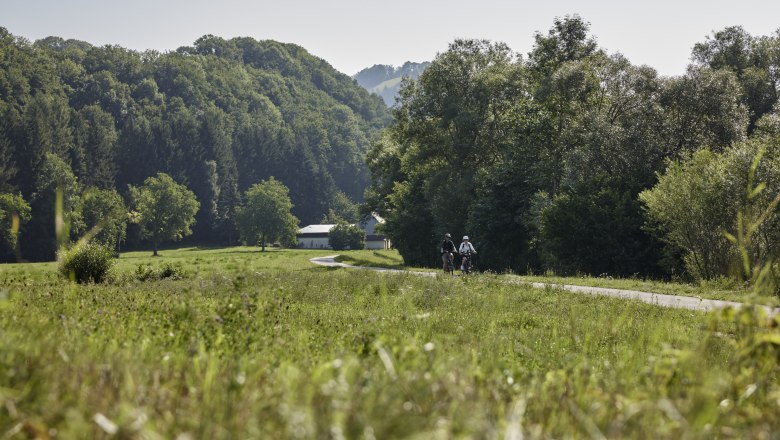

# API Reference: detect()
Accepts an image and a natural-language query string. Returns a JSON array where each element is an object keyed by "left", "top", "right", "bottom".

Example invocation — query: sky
[{"left": 2, "top": 0, "right": 779, "bottom": 76}]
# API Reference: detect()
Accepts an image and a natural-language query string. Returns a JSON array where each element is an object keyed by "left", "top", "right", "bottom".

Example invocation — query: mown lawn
[{"left": 1, "top": 246, "right": 779, "bottom": 438}]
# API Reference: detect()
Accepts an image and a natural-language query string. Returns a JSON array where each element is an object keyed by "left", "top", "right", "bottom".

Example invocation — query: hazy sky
[{"left": 2, "top": 0, "right": 779, "bottom": 76}]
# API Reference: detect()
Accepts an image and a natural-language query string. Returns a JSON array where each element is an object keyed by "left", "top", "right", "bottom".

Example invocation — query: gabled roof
[
  {"left": 298, "top": 224, "right": 336, "bottom": 234},
  {"left": 361, "top": 212, "right": 384, "bottom": 224},
  {"left": 371, "top": 212, "right": 385, "bottom": 223}
]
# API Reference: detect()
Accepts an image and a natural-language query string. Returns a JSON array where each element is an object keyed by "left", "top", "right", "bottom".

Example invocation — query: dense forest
[
  {"left": 366, "top": 16, "right": 780, "bottom": 281},
  {"left": 0, "top": 29, "right": 390, "bottom": 261},
  {"left": 353, "top": 62, "right": 430, "bottom": 106}
]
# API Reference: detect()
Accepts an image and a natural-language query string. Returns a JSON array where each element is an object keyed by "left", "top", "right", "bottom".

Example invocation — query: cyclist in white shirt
[{"left": 458, "top": 235, "right": 476, "bottom": 255}]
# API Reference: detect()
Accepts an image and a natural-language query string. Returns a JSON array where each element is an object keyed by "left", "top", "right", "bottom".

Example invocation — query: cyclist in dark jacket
[{"left": 440, "top": 233, "right": 457, "bottom": 272}]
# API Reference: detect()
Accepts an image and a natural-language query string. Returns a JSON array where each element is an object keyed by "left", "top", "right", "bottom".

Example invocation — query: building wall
[
  {"left": 297, "top": 237, "right": 332, "bottom": 249},
  {"left": 365, "top": 240, "right": 384, "bottom": 250}
]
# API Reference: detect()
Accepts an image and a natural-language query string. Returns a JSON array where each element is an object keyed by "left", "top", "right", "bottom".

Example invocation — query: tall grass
[{"left": 1, "top": 248, "right": 779, "bottom": 437}]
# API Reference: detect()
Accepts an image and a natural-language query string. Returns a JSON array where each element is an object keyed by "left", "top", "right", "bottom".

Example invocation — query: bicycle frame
[
  {"left": 461, "top": 252, "right": 473, "bottom": 274},
  {"left": 445, "top": 252, "right": 455, "bottom": 274}
]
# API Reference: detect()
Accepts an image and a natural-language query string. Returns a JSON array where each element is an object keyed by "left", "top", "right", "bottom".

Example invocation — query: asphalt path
[{"left": 310, "top": 255, "right": 779, "bottom": 315}]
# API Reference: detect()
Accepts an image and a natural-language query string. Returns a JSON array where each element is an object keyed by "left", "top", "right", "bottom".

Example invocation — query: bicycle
[
  {"left": 460, "top": 251, "right": 474, "bottom": 275},
  {"left": 443, "top": 252, "right": 455, "bottom": 275}
]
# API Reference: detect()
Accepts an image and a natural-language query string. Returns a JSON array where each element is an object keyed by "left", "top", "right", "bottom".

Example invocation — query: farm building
[
  {"left": 296, "top": 213, "right": 390, "bottom": 250},
  {"left": 359, "top": 213, "right": 391, "bottom": 250},
  {"left": 296, "top": 224, "right": 336, "bottom": 249}
]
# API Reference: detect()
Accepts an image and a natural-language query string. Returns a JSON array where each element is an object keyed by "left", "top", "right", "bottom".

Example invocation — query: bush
[
  {"left": 135, "top": 262, "right": 187, "bottom": 281},
  {"left": 58, "top": 242, "right": 115, "bottom": 283},
  {"left": 329, "top": 222, "right": 365, "bottom": 250}
]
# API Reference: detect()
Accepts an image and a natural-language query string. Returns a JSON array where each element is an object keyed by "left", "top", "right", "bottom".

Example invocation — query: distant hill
[{"left": 354, "top": 62, "right": 430, "bottom": 106}]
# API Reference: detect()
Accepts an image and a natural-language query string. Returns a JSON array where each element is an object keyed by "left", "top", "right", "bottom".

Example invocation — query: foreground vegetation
[{"left": 2, "top": 247, "right": 779, "bottom": 438}]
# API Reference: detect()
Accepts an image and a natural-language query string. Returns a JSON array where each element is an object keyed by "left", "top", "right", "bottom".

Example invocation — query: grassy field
[
  {"left": 335, "top": 249, "right": 780, "bottom": 306},
  {"left": 1, "top": 246, "right": 780, "bottom": 438}
]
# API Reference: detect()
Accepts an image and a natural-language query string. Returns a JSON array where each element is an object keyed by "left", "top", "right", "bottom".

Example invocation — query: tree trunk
[
  {"left": 261, "top": 233, "right": 266, "bottom": 252},
  {"left": 153, "top": 238, "right": 158, "bottom": 257}
]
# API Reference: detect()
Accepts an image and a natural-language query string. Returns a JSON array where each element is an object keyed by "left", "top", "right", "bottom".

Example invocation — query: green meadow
[{"left": 1, "top": 247, "right": 779, "bottom": 438}]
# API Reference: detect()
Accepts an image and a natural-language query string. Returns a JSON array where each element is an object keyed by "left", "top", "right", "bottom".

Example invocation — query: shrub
[
  {"left": 329, "top": 222, "right": 365, "bottom": 250},
  {"left": 135, "top": 262, "right": 187, "bottom": 281},
  {"left": 58, "top": 242, "right": 115, "bottom": 283}
]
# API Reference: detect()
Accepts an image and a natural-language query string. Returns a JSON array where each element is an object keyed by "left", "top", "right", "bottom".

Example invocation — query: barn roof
[{"left": 297, "top": 224, "right": 336, "bottom": 235}]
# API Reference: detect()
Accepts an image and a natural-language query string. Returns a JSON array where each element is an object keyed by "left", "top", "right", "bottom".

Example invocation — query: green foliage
[
  {"left": 365, "top": 18, "right": 780, "bottom": 278},
  {"left": 3, "top": 246, "right": 780, "bottom": 437},
  {"left": 328, "top": 222, "right": 365, "bottom": 250},
  {"left": 0, "top": 28, "right": 390, "bottom": 255},
  {"left": 25, "top": 153, "right": 81, "bottom": 261},
  {"left": 134, "top": 262, "right": 188, "bottom": 281},
  {"left": 76, "top": 187, "right": 127, "bottom": 250},
  {"left": 129, "top": 173, "right": 199, "bottom": 255},
  {"left": 57, "top": 241, "right": 115, "bottom": 283},
  {"left": 528, "top": 14, "right": 599, "bottom": 77},
  {"left": 324, "top": 191, "right": 360, "bottom": 223},
  {"left": 540, "top": 177, "right": 664, "bottom": 276},
  {"left": 0, "top": 193, "right": 31, "bottom": 257},
  {"left": 641, "top": 150, "right": 739, "bottom": 280},
  {"left": 723, "top": 146, "right": 780, "bottom": 294},
  {"left": 641, "top": 138, "right": 780, "bottom": 282},
  {"left": 237, "top": 177, "right": 299, "bottom": 250},
  {"left": 692, "top": 25, "right": 780, "bottom": 131}
]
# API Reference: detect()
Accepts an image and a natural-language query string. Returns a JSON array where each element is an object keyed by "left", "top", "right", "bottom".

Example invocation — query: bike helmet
[
  {"left": 445, "top": 233, "right": 451, "bottom": 238},
  {"left": 462, "top": 235, "right": 469, "bottom": 240}
]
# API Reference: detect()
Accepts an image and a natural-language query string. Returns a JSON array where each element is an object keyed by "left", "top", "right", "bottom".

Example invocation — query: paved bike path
[{"left": 310, "top": 255, "right": 779, "bottom": 315}]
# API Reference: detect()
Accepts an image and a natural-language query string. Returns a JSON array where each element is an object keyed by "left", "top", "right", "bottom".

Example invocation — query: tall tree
[
  {"left": 237, "top": 177, "right": 299, "bottom": 251},
  {"left": 129, "top": 173, "right": 199, "bottom": 256},
  {"left": 76, "top": 187, "right": 127, "bottom": 251},
  {"left": 0, "top": 193, "right": 31, "bottom": 262},
  {"left": 23, "top": 153, "right": 81, "bottom": 261}
]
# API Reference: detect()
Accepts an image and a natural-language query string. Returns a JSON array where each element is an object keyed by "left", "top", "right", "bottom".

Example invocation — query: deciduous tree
[
  {"left": 237, "top": 177, "right": 299, "bottom": 251},
  {"left": 129, "top": 173, "right": 199, "bottom": 256}
]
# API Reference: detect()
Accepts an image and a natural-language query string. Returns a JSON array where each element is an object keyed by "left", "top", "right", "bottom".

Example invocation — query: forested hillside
[
  {"left": 354, "top": 62, "right": 430, "bottom": 106},
  {"left": 366, "top": 17, "right": 780, "bottom": 281},
  {"left": 0, "top": 29, "right": 390, "bottom": 261}
]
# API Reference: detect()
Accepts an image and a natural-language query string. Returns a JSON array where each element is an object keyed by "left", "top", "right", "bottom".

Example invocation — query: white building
[
  {"left": 359, "top": 213, "right": 391, "bottom": 250},
  {"left": 296, "top": 213, "right": 390, "bottom": 250},
  {"left": 296, "top": 224, "right": 336, "bottom": 249}
]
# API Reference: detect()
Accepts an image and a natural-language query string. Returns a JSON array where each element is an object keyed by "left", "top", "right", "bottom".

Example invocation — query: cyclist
[
  {"left": 459, "top": 235, "right": 477, "bottom": 272},
  {"left": 440, "top": 233, "right": 457, "bottom": 273}
]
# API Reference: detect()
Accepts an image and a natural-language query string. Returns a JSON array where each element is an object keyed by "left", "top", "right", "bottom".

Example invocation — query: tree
[
  {"left": 328, "top": 221, "right": 365, "bottom": 250},
  {"left": 692, "top": 26, "right": 779, "bottom": 132},
  {"left": 76, "top": 187, "right": 127, "bottom": 251},
  {"left": 368, "top": 39, "right": 526, "bottom": 266},
  {"left": 237, "top": 177, "right": 299, "bottom": 251},
  {"left": 321, "top": 191, "right": 359, "bottom": 223},
  {"left": 640, "top": 150, "right": 735, "bottom": 280},
  {"left": 527, "top": 14, "right": 599, "bottom": 79},
  {"left": 129, "top": 173, "right": 199, "bottom": 256},
  {"left": 23, "top": 153, "right": 81, "bottom": 261},
  {"left": 72, "top": 105, "right": 118, "bottom": 188},
  {"left": 0, "top": 193, "right": 31, "bottom": 261}
]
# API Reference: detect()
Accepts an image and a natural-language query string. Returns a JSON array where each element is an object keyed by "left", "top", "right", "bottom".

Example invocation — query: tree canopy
[
  {"left": 129, "top": 173, "right": 199, "bottom": 256},
  {"left": 366, "top": 15, "right": 780, "bottom": 280},
  {"left": 237, "top": 177, "right": 299, "bottom": 251},
  {"left": 0, "top": 29, "right": 389, "bottom": 261}
]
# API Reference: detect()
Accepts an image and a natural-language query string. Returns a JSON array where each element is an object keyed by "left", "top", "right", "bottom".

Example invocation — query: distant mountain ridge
[{"left": 354, "top": 62, "right": 430, "bottom": 106}]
